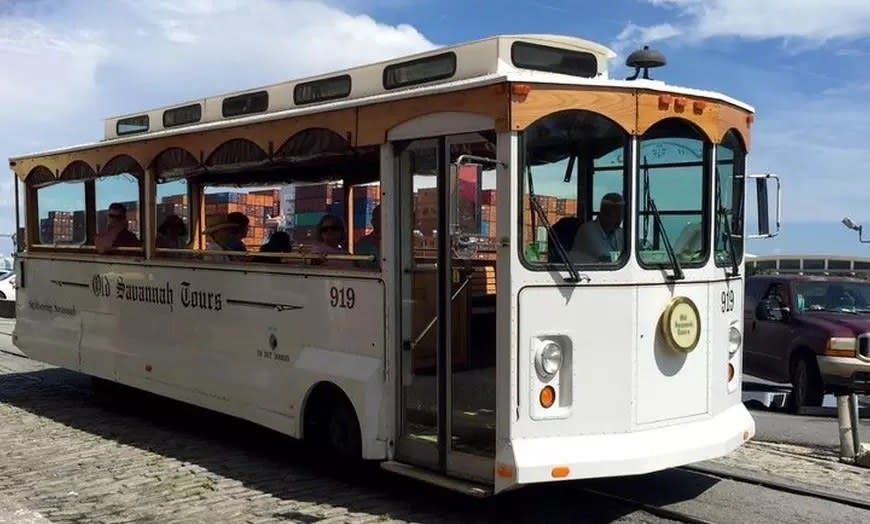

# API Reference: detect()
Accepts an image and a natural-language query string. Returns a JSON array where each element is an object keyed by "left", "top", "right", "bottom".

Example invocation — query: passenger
[
  {"left": 257, "top": 231, "right": 292, "bottom": 263},
  {"left": 312, "top": 214, "right": 346, "bottom": 254},
  {"left": 570, "top": 193, "right": 625, "bottom": 263},
  {"left": 95, "top": 202, "right": 141, "bottom": 254},
  {"left": 225, "top": 212, "right": 250, "bottom": 251},
  {"left": 156, "top": 215, "right": 188, "bottom": 249},
  {"left": 309, "top": 214, "right": 350, "bottom": 266},
  {"left": 204, "top": 216, "right": 246, "bottom": 262},
  {"left": 354, "top": 204, "right": 381, "bottom": 269}
]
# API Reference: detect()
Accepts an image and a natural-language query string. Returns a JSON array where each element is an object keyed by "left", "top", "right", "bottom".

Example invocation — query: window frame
[
  {"left": 33, "top": 180, "right": 89, "bottom": 247},
  {"left": 516, "top": 110, "right": 632, "bottom": 273},
  {"left": 634, "top": 119, "right": 713, "bottom": 271},
  {"left": 714, "top": 130, "right": 747, "bottom": 269}
]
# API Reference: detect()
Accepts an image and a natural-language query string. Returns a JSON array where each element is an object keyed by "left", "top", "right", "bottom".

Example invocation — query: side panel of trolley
[{"left": 14, "top": 257, "right": 389, "bottom": 457}]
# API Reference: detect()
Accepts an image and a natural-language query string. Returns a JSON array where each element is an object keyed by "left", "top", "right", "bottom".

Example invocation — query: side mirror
[{"left": 747, "top": 173, "right": 781, "bottom": 239}]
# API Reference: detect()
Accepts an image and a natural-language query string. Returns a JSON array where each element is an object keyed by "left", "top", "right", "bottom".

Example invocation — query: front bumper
[
  {"left": 817, "top": 356, "right": 870, "bottom": 392},
  {"left": 501, "top": 403, "right": 755, "bottom": 488}
]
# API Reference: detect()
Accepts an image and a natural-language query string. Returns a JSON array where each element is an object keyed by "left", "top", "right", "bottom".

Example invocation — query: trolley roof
[{"left": 9, "top": 33, "right": 754, "bottom": 165}]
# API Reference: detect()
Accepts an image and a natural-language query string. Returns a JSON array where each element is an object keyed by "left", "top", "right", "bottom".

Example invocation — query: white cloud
[
  {"left": 747, "top": 83, "right": 870, "bottom": 224},
  {"left": 639, "top": 0, "right": 870, "bottom": 43},
  {"left": 610, "top": 0, "right": 870, "bottom": 230},
  {"left": 0, "top": 0, "right": 435, "bottom": 250},
  {"left": 613, "top": 22, "right": 681, "bottom": 55}
]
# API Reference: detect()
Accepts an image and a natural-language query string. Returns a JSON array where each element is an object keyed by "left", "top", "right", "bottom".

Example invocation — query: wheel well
[{"left": 302, "top": 381, "right": 360, "bottom": 440}]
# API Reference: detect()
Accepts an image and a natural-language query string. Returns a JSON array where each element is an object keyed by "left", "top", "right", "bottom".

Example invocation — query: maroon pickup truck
[{"left": 744, "top": 274, "right": 870, "bottom": 411}]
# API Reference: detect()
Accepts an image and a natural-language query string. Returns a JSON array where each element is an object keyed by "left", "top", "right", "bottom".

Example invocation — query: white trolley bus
[{"left": 9, "top": 34, "right": 781, "bottom": 495}]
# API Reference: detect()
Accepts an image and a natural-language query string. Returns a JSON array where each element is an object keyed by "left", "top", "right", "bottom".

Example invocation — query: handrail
[{"left": 411, "top": 275, "right": 471, "bottom": 350}]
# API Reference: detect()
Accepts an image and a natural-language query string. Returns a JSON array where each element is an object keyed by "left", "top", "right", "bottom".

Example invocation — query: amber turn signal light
[{"left": 539, "top": 385, "right": 555, "bottom": 408}]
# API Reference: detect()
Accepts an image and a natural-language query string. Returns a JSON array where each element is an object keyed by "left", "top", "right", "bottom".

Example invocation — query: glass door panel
[
  {"left": 397, "top": 140, "right": 440, "bottom": 468},
  {"left": 446, "top": 135, "right": 498, "bottom": 478}
]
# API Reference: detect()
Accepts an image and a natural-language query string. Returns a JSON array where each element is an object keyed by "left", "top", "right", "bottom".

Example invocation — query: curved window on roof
[
  {"left": 294, "top": 75, "right": 351, "bottom": 105},
  {"left": 383, "top": 52, "right": 456, "bottom": 90},
  {"left": 117, "top": 114, "right": 149, "bottom": 135},
  {"left": 164, "top": 104, "right": 202, "bottom": 128},
  {"left": 511, "top": 42, "right": 598, "bottom": 78},
  {"left": 222, "top": 91, "right": 268, "bottom": 117}
]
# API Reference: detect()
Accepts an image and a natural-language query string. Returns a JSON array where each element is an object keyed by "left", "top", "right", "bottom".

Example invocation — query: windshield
[
  {"left": 636, "top": 119, "right": 709, "bottom": 269},
  {"left": 714, "top": 130, "right": 746, "bottom": 269},
  {"left": 793, "top": 281, "right": 870, "bottom": 313},
  {"left": 520, "top": 109, "right": 630, "bottom": 270}
]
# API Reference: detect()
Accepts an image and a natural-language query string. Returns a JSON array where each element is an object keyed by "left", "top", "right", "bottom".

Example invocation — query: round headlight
[
  {"left": 728, "top": 324, "right": 742, "bottom": 357},
  {"left": 537, "top": 341, "right": 563, "bottom": 377}
]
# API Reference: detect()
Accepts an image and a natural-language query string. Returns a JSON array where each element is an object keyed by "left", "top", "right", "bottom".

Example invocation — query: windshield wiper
[
  {"left": 526, "top": 164, "right": 583, "bottom": 283},
  {"left": 715, "top": 166, "right": 740, "bottom": 277},
  {"left": 642, "top": 157, "right": 684, "bottom": 280}
]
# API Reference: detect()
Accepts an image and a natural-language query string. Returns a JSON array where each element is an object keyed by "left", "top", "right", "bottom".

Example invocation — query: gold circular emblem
[{"left": 660, "top": 296, "right": 701, "bottom": 353}]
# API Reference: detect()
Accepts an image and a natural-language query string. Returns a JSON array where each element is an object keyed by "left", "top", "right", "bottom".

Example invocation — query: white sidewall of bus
[{"left": 13, "top": 257, "right": 391, "bottom": 460}]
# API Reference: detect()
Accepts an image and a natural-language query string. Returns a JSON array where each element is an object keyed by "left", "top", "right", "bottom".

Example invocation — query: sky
[{"left": 2, "top": 0, "right": 870, "bottom": 256}]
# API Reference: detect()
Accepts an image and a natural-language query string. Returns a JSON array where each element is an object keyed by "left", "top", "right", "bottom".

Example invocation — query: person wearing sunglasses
[
  {"left": 309, "top": 214, "right": 352, "bottom": 267},
  {"left": 95, "top": 202, "right": 141, "bottom": 254}
]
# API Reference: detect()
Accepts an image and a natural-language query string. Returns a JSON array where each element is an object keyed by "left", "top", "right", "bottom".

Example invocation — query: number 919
[{"left": 330, "top": 286, "right": 355, "bottom": 309}]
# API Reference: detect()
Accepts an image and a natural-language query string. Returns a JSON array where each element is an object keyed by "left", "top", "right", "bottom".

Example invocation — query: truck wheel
[{"left": 790, "top": 356, "right": 824, "bottom": 412}]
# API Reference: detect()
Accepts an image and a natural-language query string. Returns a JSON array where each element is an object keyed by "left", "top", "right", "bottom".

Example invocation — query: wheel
[
  {"left": 789, "top": 356, "right": 824, "bottom": 412},
  {"left": 325, "top": 399, "right": 362, "bottom": 462},
  {"left": 304, "top": 387, "right": 362, "bottom": 464}
]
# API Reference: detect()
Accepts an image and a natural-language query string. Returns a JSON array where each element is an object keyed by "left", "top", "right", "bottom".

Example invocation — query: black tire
[
  {"left": 305, "top": 387, "right": 362, "bottom": 464},
  {"left": 789, "top": 355, "right": 824, "bottom": 412},
  {"left": 325, "top": 398, "right": 362, "bottom": 462}
]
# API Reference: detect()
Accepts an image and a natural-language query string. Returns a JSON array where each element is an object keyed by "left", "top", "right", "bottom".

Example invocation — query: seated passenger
[
  {"left": 570, "top": 193, "right": 625, "bottom": 263},
  {"left": 95, "top": 202, "right": 141, "bottom": 254},
  {"left": 225, "top": 211, "right": 250, "bottom": 252},
  {"left": 204, "top": 216, "right": 246, "bottom": 261},
  {"left": 309, "top": 214, "right": 351, "bottom": 267},
  {"left": 354, "top": 204, "right": 381, "bottom": 269},
  {"left": 256, "top": 231, "right": 292, "bottom": 263},
  {"left": 312, "top": 214, "right": 347, "bottom": 254},
  {"left": 156, "top": 215, "right": 187, "bottom": 249}
]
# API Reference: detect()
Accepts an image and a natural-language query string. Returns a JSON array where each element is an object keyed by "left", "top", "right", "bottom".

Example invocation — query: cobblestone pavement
[
  {"left": 0, "top": 349, "right": 678, "bottom": 524},
  {"left": 1, "top": 329, "right": 869, "bottom": 523},
  {"left": 707, "top": 441, "right": 870, "bottom": 500}
]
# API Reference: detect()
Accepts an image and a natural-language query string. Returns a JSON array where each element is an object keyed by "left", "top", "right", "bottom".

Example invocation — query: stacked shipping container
[
  {"left": 39, "top": 210, "right": 85, "bottom": 243},
  {"left": 292, "top": 182, "right": 345, "bottom": 243}
]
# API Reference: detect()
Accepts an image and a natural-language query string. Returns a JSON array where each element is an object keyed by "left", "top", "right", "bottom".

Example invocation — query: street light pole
[{"left": 842, "top": 217, "right": 870, "bottom": 243}]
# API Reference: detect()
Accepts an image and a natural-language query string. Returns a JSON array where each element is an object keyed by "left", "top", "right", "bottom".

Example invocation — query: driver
[{"left": 570, "top": 192, "right": 625, "bottom": 263}]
